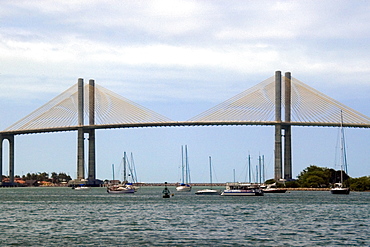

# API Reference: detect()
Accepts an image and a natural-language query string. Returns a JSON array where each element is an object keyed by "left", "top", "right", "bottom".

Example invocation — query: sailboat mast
[
  {"left": 181, "top": 145, "right": 184, "bottom": 184},
  {"left": 258, "top": 155, "right": 262, "bottom": 184},
  {"left": 185, "top": 145, "right": 190, "bottom": 184},
  {"left": 340, "top": 111, "right": 345, "bottom": 183},
  {"left": 262, "top": 155, "right": 265, "bottom": 183},
  {"left": 123, "top": 151, "right": 127, "bottom": 183},
  {"left": 130, "top": 152, "right": 138, "bottom": 184},
  {"left": 248, "top": 154, "right": 251, "bottom": 183},
  {"left": 209, "top": 156, "right": 212, "bottom": 188},
  {"left": 112, "top": 164, "right": 115, "bottom": 181}
]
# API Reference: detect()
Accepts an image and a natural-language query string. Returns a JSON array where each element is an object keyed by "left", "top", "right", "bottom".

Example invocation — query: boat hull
[
  {"left": 107, "top": 184, "right": 135, "bottom": 194},
  {"left": 330, "top": 188, "right": 350, "bottom": 194},
  {"left": 73, "top": 186, "right": 90, "bottom": 190},
  {"left": 176, "top": 185, "right": 191, "bottom": 192},
  {"left": 221, "top": 190, "right": 264, "bottom": 196},
  {"left": 195, "top": 189, "right": 220, "bottom": 195},
  {"left": 107, "top": 189, "right": 135, "bottom": 194},
  {"left": 262, "top": 189, "right": 287, "bottom": 193}
]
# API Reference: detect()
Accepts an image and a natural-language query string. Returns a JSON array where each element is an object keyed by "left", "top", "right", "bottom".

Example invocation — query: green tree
[
  {"left": 305, "top": 175, "right": 326, "bottom": 188},
  {"left": 285, "top": 180, "right": 300, "bottom": 188},
  {"left": 37, "top": 172, "right": 49, "bottom": 181},
  {"left": 57, "top": 173, "right": 72, "bottom": 182},
  {"left": 21, "top": 172, "right": 71, "bottom": 183},
  {"left": 23, "top": 173, "right": 37, "bottom": 180},
  {"left": 265, "top": 178, "right": 275, "bottom": 184},
  {"left": 51, "top": 172, "right": 59, "bottom": 183},
  {"left": 349, "top": 176, "right": 370, "bottom": 191},
  {"left": 297, "top": 165, "right": 332, "bottom": 188}
]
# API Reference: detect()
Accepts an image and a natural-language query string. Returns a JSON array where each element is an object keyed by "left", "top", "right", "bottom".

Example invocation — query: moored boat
[
  {"left": 176, "top": 183, "right": 191, "bottom": 192},
  {"left": 107, "top": 183, "right": 135, "bottom": 194},
  {"left": 262, "top": 183, "right": 287, "bottom": 193},
  {"left": 107, "top": 152, "right": 136, "bottom": 194},
  {"left": 72, "top": 184, "right": 90, "bottom": 190},
  {"left": 195, "top": 188, "right": 220, "bottom": 195},
  {"left": 221, "top": 182, "right": 264, "bottom": 196},
  {"left": 176, "top": 145, "right": 192, "bottom": 192},
  {"left": 331, "top": 183, "right": 350, "bottom": 194},
  {"left": 330, "top": 111, "right": 350, "bottom": 195},
  {"left": 195, "top": 156, "right": 221, "bottom": 195}
]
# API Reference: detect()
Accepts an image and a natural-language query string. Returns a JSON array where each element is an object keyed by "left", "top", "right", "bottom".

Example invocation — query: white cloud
[
  {"left": 2, "top": 0, "right": 370, "bottom": 182},
  {"left": 0, "top": 31, "right": 278, "bottom": 71},
  {"left": 1, "top": 0, "right": 370, "bottom": 103}
]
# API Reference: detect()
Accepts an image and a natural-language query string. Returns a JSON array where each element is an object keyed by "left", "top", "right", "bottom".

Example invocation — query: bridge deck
[{"left": 1, "top": 121, "right": 370, "bottom": 136}]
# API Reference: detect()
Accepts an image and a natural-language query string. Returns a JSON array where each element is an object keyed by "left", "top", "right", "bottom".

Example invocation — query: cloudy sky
[{"left": 1, "top": 0, "right": 370, "bottom": 183}]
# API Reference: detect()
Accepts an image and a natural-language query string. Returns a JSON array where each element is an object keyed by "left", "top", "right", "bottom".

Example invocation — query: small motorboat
[
  {"left": 72, "top": 184, "right": 90, "bottom": 190},
  {"left": 195, "top": 188, "right": 220, "bottom": 195},
  {"left": 262, "top": 183, "right": 287, "bottom": 193},
  {"left": 221, "top": 183, "right": 264, "bottom": 196}
]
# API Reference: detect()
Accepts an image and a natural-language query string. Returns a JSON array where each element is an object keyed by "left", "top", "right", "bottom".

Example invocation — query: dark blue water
[{"left": 0, "top": 187, "right": 369, "bottom": 246}]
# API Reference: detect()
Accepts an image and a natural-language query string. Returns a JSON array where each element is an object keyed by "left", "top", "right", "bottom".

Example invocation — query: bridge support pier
[
  {"left": 274, "top": 71, "right": 293, "bottom": 182},
  {"left": 284, "top": 72, "right": 292, "bottom": 180},
  {"left": 0, "top": 134, "right": 15, "bottom": 186},
  {"left": 0, "top": 136, "right": 2, "bottom": 184},
  {"left": 77, "top": 128, "right": 85, "bottom": 180},
  {"left": 77, "top": 78, "right": 85, "bottom": 181},
  {"left": 88, "top": 129, "right": 96, "bottom": 183},
  {"left": 274, "top": 71, "right": 283, "bottom": 181},
  {"left": 87, "top": 79, "right": 96, "bottom": 184}
]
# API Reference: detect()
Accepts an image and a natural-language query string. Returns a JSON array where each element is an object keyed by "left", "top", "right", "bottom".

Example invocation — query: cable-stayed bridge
[{"left": 1, "top": 71, "right": 370, "bottom": 185}]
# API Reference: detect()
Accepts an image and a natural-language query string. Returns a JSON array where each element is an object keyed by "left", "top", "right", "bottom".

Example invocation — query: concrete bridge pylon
[
  {"left": 0, "top": 134, "right": 15, "bottom": 185},
  {"left": 284, "top": 72, "right": 292, "bottom": 180},
  {"left": 274, "top": 71, "right": 282, "bottom": 182},
  {"left": 274, "top": 71, "right": 292, "bottom": 182},
  {"left": 75, "top": 78, "right": 98, "bottom": 185}
]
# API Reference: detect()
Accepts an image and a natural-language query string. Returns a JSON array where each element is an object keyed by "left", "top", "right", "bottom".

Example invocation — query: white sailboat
[
  {"left": 107, "top": 152, "right": 135, "bottom": 194},
  {"left": 127, "top": 152, "right": 140, "bottom": 191},
  {"left": 176, "top": 145, "right": 192, "bottom": 192},
  {"left": 262, "top": 182, "right": 287, "bottom": 193},
  {"left": 331, "top": 111, "right": 350, "bottom": 195},
  {"left": 195, "top": 156, "right": 220, "bottom": 195}
]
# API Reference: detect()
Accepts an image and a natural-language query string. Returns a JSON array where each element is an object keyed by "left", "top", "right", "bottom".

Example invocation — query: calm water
[{"left": 0, "top": 187, "right": 369, "bottom": 246}]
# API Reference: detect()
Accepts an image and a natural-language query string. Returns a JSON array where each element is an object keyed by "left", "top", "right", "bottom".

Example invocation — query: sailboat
[
  {"left": 107, "top": 152, "right": 135, "bottom": 194},
  {"left": 176, "top": 145, "right": 192, "bottom": 192},
  {"left": 127, "top": 152, "right": 140, "bottom": 191},
  {"left": 195, "top": 156, "right": 220, "bottom": 195},
  {"left": 262, "top": 182, "right": 287, "bottom": 193},
  {"left": 331, "top": 111, "right": 350, "bottom": 195}
]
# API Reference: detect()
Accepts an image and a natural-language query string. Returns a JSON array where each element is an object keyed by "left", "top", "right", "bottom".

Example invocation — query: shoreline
[{"left": 3, "top": 183, "right": 369, "bottom": 192}]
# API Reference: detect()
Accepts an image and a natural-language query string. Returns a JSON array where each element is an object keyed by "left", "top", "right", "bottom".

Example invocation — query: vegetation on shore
[
  {"left": 267, "top": 165, "right": 370, "bottom": 191},
  {"left": 2, "top": 165, "right": 370, "bottom": 191},
  {"left": 2, "top": 172, "right": 72, "bottom": 186}
]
